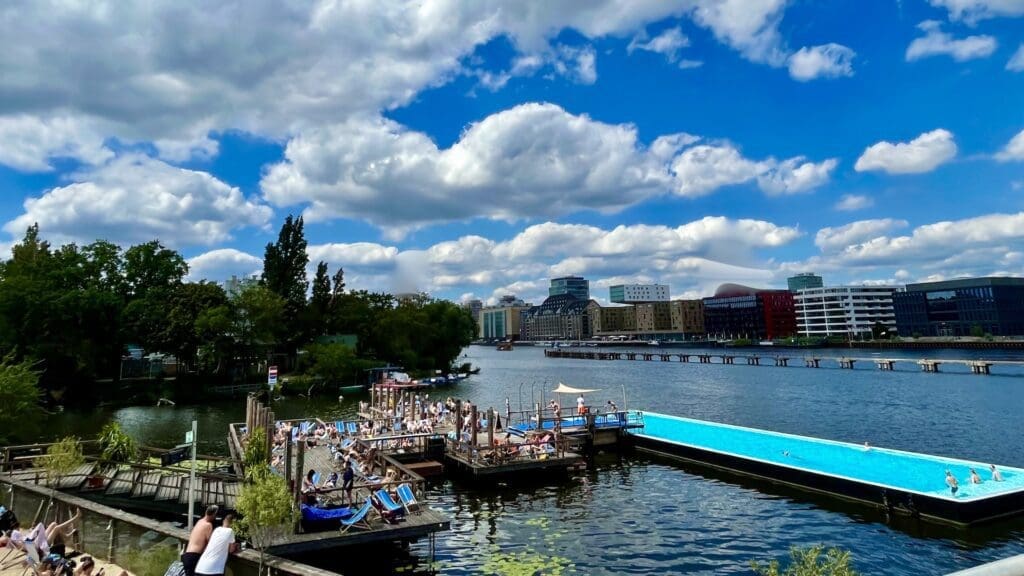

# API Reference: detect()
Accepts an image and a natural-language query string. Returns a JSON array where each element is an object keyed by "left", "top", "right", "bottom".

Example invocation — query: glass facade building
[
  {"left": 787, "top": 273, "right": 824, "bottom": 292},
  {"left": 549, "top": 276, "right": 590, "bottom": 301},
  {"left": 703, "top": 285, "right": 796, "bottom": 341},
  {"left": 893, "top": 277, "right": 1024, "bottom": 337}
]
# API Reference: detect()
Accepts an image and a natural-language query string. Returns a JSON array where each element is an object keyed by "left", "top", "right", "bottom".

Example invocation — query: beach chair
[
  {"left": 372, "top": 490, "right": 406, "bottom": 523},
  {"left": 396, "top": 483, "right": 422, "bottom": 514},
  {"left": 340, "top": 498, "right": 374, "bottom": 533},
  {"left": 335, "top": 421, "right": 345, "bottom": 435},
  {"left": 290, "top": 427, "right": 299, "bottom": 443},
  {"left": 346, "top": 422, "right": 359, "bottom": 436},
  {"left": 393, "top": 420, "right": 402, "bottom": 432},
  {"left": 300, "top": 421, "right": 312, "bottom": 434},
  {"left": 340, "top": 438, "right": 355, "bottom": 451}
]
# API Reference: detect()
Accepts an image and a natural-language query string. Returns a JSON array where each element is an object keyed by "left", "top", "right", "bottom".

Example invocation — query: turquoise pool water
[{"left": 636, "top": 412, "right": 1024, "bottom": 501}]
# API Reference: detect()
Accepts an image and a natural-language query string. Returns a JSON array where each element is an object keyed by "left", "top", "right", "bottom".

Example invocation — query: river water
[{"left": 51, "top": 345, "right": 1024, "bottom": 575}]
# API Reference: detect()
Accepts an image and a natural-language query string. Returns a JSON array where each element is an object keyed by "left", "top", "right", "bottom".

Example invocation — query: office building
[
  {"left": 635, "top": 301, "right": 672, "bottom": 332},
  {"left": 520, "top": 294, "right": 593, "bottom": 341},
  {"left": 549, "top": 276, "right": 590, "bottom": 301},
  {"left": 479, "top": 305, "right": 531, "bottom": 340},
  {"left": 795, "top": 286, "right": 897, "bottom": 338},
  {"left": 893, "top": 277, "right": 1024, "bottom": 337},
  {"left": 670, "top": 299, "right": 705, "bottom": 337},
  {"left": 787, "top": 273, "right": 824, "bottom": 292},
  {"left": 463, "top": 299, "right": 483, "bottom": 323},
  {"left": 703, "top": 284, "right": 796, "bottom": 340},
  {"left": 609, "top": 284, "right": 670, "bottom": 303},
  {"left": 588, "top": 304, "right": 636, "bottom": 335}
]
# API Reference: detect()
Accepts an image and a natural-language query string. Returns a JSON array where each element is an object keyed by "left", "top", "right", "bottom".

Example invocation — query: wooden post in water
[
  {"left": 487, "top": 409, "right": 495, "bottom": 448},
  {"left": 284, "top": 434, "right": 293, "bottom": 488},
  {"left": 294, "top": 440, "right": 305, "bottom": 506},
  {"left": 265, "top": 410, "right": 275, "bottom": 460},
  {"left": 536, "top": 402, "right": 542, "bottom": 433},
  {"left": 454, "top": 400, "right": 463, "bottom": 448},
  {"left": 470, "top": 404, "right": 478, "bottom": 448}
]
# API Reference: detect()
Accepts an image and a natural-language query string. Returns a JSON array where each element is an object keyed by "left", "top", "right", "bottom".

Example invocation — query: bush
[
  {"left": 278, "top": 374, "right": 321, "bottom": 396},
  {"left": 243, "top": 428, "right": 270, "bottom": 482},
  {"left": 751, "top": 545, "right": 858, "bottom": 576},
  {"left": 98, "top": 421, "right": 138, "bottom": 463},
  {"left": 236, "top": 473, "right": 296, "bottom": 573}
]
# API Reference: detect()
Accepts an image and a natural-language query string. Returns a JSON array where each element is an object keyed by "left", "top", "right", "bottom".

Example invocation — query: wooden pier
[{"left": 543, "top": 349, "right": 1024, "bottom": 375}]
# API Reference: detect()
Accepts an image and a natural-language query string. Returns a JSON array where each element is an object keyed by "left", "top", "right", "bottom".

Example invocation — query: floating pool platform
[{"left": 630, "top": 412, "right": 1024, "bottom": 525}]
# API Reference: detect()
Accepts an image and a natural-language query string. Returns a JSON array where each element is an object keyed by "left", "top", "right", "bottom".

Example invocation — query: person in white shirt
[
  {"left": 195, "top": 513, "right": 240, "bottom": 576},
  {"left": 576, "top": 394, "right": 586, "bottom": 416}
]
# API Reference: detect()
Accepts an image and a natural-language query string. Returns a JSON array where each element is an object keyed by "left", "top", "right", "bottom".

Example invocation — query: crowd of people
[{"left": 0, "top": 507, "right": 129, "bottom": 576}]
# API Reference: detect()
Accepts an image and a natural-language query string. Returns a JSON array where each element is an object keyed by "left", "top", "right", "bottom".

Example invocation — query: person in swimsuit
[
  {"left": 990, "top": 464, "right": 1004, "bottom": 482},
  {"left": 946, "top": 471, "right": 959, "bottom": 496},
  {"left": 970, "top": 469, "right": 982, "bottom": 484}
]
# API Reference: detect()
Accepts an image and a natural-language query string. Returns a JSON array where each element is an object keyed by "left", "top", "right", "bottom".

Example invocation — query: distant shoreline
[{"left": 474, "top": 339, "right": 1024, "bottom": 351}]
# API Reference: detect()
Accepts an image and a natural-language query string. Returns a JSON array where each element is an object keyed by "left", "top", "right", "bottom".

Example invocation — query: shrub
[
  {"left": 40, "top": 436, "right": 83, "bottom": 492},
  {"left": 98, "top": 421, "right": 138, "bottom": 463},
  {"left": 236, "top": 473, "right": 296, "bottom": 574},
  {"left": 122, "top": 542, "right": 180, "bottom": 576},
  {"left": 751, "top": 545, "right": 858, "bottom": 576},
  {"left": 0, "top": 355, "right": 43, "bottom": 445},
  {"left": 243, "top": 427, "right": 270, "bottom": 482}
]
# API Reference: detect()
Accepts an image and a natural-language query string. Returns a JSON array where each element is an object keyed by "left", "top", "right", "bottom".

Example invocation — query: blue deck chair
[
  {"left": 393, "top": 419, "right": 402, "bottom": 432},
  {"left": 340, "top": 438, "right": 355, "bottom": 450},
  {"left": 335, "top": 421, "right": 345, "bottom": 434},
  {"left": 396, "top": 483, "right": 421, "bottom": 514},
  {"left": 373, "top": 490, "right": 406, "bottom": 522},
  {"left": 312, "top": 472, "right": 321, "bottom": 487},
  {"left": 291, "top": 427, "right": 298, "bottom": 443},
  {"left": 340, "top": 498, "right": 374, "bottom": 533},
  {"left": 347, "top": 422, "right": 359, "bottom": 436}
]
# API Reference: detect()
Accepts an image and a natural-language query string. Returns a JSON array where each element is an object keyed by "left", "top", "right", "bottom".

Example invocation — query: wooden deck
[
  {"left": 269, "top": 507, "right": 450, "bottom": 555},
  {"left": 444, "top": 448, "right": 584, "bottom": 478}
]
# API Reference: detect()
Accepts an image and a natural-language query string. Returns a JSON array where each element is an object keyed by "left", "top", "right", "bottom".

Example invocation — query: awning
[{"left": 551, "top": 383, "right": 599, "bottom": 394}]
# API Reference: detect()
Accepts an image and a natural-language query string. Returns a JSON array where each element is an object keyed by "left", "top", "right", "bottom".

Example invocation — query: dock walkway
[{"left": 544, "top": 349, "right": 1024, "bottom": 375}]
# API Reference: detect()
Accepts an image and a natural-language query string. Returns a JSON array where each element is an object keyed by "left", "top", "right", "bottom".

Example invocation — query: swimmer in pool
[
  {"left": 970, "top": 469, "right": 982, "bottom": 484},
  {"left": 863, "top": 442, "right": 871, "bottom": 451},
  {"left": 990, "top": 464, "right": 1003, "bottom": 482},
  {"left": 782, "top": 450, "right": 790, "bottom": 457},
  {"left": 946, "top": 470, "right": 959, "bottom": 496}
]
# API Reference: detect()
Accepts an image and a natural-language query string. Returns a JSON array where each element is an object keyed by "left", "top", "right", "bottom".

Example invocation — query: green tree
[
  {"left": 123, "top": 241, "right": 188, "bottom": 298},
  {"left": 232, "top": 285, "right": 285, "bottom": 379},
  {"left": 307, "top": 261, "right": 332, "bottom": 337},
  {"left": 751, "top": 546, "right": 858, "bottom": 576},
  {"left": 970, "top": 324, "right": 985, "bottom": 338},
  {"left": 164, "top": 282, "right": 230, "bottom": 371},
  {"left": 871, "top": 322, "right": 890, "bottom": 340},
  {"left": 39, "top": 436, "right": 84, "bottom": 497},
  {"left": 0, "top": 356, "right": 44, "bottom": 445},
  {"left": 236, "top": 473, "right": 296, "bottom": 574},
  {"left": 305, "top": 343, "right": 359, "bottom": 385},
  {"left": 262, "top": 215, "right": 308, "bottom": 348}
]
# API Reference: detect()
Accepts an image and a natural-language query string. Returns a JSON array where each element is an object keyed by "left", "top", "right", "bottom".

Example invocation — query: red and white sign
[{"left": 268, "top": 366, "right": 278, "bottom": 386}]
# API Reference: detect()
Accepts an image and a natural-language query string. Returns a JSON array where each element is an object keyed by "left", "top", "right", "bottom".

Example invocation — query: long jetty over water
[{"left": 544, "top": 349, "right": 1024, "bottom": 375}]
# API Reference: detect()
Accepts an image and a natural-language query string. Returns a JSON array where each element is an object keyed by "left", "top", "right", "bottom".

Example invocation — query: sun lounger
[
  {"left": 340, "top": 498, "right": 373, "bottom": 533},
  {"left": 372, "top": 490, "right": 405, "bottom": 523},
  {"left": 346, "top": 422, "right": 359, "bottom": 436},
  {"left": 335, "top": 421, "right": 345, "bottom": 434},
  {"left": 396, "top": 483, "right": 421, "bottom": 514},
  {"left": 291, "top": 427, "right": 298, "bottom": 443}
]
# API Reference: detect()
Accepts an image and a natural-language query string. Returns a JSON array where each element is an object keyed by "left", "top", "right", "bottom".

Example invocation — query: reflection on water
[{"left": 49, "top": 345, "right": 1024, "bottom": 575}]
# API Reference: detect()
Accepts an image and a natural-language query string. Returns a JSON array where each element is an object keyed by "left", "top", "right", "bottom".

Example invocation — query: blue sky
[{"left": 0, "top": 0, "right": 1022, "bottom": 305}]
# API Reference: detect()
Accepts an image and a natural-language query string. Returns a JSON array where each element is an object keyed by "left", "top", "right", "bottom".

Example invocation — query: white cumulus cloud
[
  {"left": 787, "top": 44, "right": 856, "bottom": 81},
  {"left": 628, "top": 27, "right": 691, "bottom": 62},
  {"left": 928, "top": 0, "right": 1024, "bottom": 22},
  {"left": 0, "top": 115, "right": 113, "bottom": 172},
  {"left": 4, "top": 154, "right": 271, "bottom": 247},
  {"left": 670, "top": 144, "right": 837, "bottom": 197},
  {"left": 834, "top": 194, "right": 874, "bottom": 211},
  {"left": 906, "top": 21, "right": 997, "bottom": 62},
  {"left": 1009, "top": 44, "right": 1024, "bottom": 71},
  {"left": 854, "top": 129, "right": 957, "bottom": 174},
  {"left": 815, "top": 219, "right": 909, "bottom": 251},
  {"left": 996, "top": 129, "right": 1024, "bottom": 161},
  {"left": 187, "top": 249, "right": 263, "bottom": 283}
]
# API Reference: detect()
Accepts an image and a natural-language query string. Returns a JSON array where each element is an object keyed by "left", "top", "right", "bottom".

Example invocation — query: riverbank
[{"left": 478, "top": 338, "right": 1024, "bottom": 351}]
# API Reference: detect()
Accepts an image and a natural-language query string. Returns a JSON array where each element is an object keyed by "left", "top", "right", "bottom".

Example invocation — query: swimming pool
[{"left": 632, "top": 412, "right": 1024, "bottom": 523}]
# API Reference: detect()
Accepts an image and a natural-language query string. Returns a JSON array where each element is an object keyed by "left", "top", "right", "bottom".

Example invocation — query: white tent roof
[{"left": 551, "top": 383, "right": 599, "bottom": 394}]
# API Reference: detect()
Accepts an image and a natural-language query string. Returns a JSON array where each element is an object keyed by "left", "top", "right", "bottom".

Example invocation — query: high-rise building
[
  {"left": 795, "top": 286, "right": 897, "bottom": 338},
  {"left": 463, "top": 299, "right": 483, "bottom": 323},
  {"left": 703, "top": 284, "right": 796, "bottom": 341},
  {"left": 787, "top": 273, "right": 824, "bottom": 292},
  {"left": 893, "top": 277, "right": 1024, "bottom": 337},
  {"left": 549, "top": 276, "right": 590, "bottom": 301},
  {"left": 609, "top": 284, "right": 670, "bottom": 303},
  {"left": 479, "top": 305, "right": 531, "bottom": 340}
]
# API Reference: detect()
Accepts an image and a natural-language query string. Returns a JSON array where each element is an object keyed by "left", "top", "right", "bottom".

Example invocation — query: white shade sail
[{"left": 551, "top": 383, "right": 599, "bottom": 394}]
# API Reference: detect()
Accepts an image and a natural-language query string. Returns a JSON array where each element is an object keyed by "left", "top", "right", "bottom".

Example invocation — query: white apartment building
[
  {"left": 609, "top": 284, "right": 670, "bottom": 303},
  {"left": 794, "top": 286, "right": 898, "bottom": 338}
]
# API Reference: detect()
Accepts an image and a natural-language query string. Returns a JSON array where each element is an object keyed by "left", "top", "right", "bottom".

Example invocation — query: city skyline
[{"left": 1, "top": 1, "right": 1023, "bottom": 307}]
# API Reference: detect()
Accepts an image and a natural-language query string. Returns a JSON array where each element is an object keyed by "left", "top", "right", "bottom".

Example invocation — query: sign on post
[{"left": 268, "top": 365, "right": 279, "bottom": 387}]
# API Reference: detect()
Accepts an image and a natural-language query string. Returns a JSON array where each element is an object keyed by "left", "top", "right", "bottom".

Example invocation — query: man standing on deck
[
  {"left": 576, "top": 394, "right": 586, "bottom": 416},
  {"left": 945, "top": 471, "right": 958, "bottom": 496},
  {"left": 182, "top": 505, "right": 219, "bottom": 576},
  {"left": 195, "top": 513, "right": 240, "bottom": 576}
]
